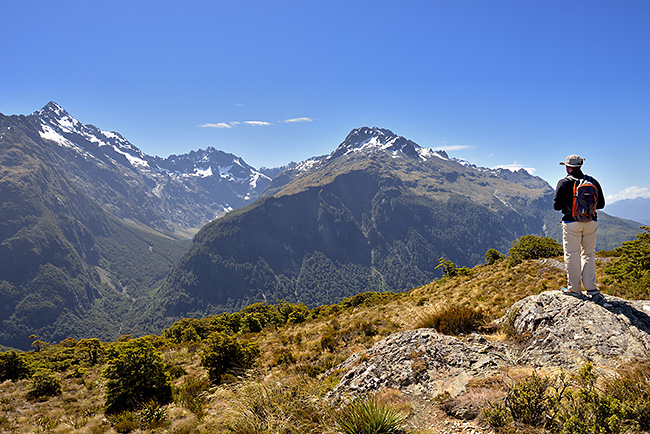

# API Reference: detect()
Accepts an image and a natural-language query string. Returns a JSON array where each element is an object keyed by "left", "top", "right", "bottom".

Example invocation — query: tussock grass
[{"left": 2, "top": 256, "right": 628, "bottom": 433}]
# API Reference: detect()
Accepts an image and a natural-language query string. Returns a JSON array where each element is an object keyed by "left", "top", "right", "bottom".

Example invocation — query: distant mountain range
[
  {"left": 32, "top": 101, "right": 275, "bottom": 234},
  {"left": 605, "top": 197, "right": 650, "bottom": 225},
  {"left": 0, "top": 104, "right": 642, "bottom": 349},
  {"left": 155, "top": 127, "right": 642, "bottom": 319}
]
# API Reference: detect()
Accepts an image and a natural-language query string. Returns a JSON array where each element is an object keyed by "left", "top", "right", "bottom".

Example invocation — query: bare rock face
[
  {"left": 505, "top": 290, "right": 650, "bottom": 369},
  {"left": 332, "top": 330, "right": 512, "bottom": 399},
  {"left": 330, "top": 291, "right": 650, "bottom": 400}
]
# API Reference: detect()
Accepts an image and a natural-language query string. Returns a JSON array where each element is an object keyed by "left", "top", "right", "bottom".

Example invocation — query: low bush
[
  {"left": 416, "top": 304, "right": 485, "bottom": 335},
  {"left": 201, "top": 331, "right": 260, "bottom": 384},
  {"left": 335, "top": 394, "right": 407, "bottom": 434},
  {"left": 0, "top": 351, "right": 31, "bottom": 382},
  {"left": 103, "top": 338, "right": 173, "bottom": 415},
  {"left": 26, "top": 368, "right": 62, "bottom": 399},
  {"left": 507, "top": 235, "right": 563, "bottom": 266}
]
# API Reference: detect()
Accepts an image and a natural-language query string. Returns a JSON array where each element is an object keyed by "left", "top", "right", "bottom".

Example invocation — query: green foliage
[
  {"left": 0, "top": 351, "right": 31, "bottom": 382},
  {"left": 506, "top": 371, "right": 563, "bottom": 427},
  {"left": 103, "top": 338, "right": 173, "bottom": 415},
  {"left": 507, "top": 235, "right": 563, "bottom": 266},
  {"left": 136, "top": 401, "right": 169, "bottom": 430},
  {"left": 26, "top": 368, "right": 62, "bottom": 399},
  {"left": 558, "top": 364, "right": 625, "bottom": 434},
  {"left": 485, "top": 248, "right": 505, "bottom": 265},
  {"left": 604, "top": 226, "right": 650, "bottom": 298},
  {"left": 163, "top": 301, "right": 311, "bottom": 344},
  {"left": 481, "top": 400, "right": 512, "bottom": 430},
  {"left": 201, "top": 331, "right": 260, "bottom": 384},
  {"left": 435, "top": 257, "right": 472, "bottom": 278},
  {"left": 489, "top": 365, "right": 644, "bottom": 433},
  {"left": 75, "top": 338, "right": 104, "bottom": 366},
  {"left": 605, "top": 358, "right": 650, "bottom": 430},
  {"left": 334, "top": 394, "right": 407, "bottom": 434},
  {"left": 416, "top": 304, "right": 485, "bottom": 336}
]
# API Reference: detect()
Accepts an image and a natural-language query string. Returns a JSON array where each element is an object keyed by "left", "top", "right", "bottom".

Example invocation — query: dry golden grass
[{"left": 2, "top": 256, "right": 615, "bottom": 433}]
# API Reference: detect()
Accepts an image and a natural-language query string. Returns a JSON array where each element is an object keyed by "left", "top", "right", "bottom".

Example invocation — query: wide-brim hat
[{"left": 560, "top": 155, "right": 584, "bottom": 167}]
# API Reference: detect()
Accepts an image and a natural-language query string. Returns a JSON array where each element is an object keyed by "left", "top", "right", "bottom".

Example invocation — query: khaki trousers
[{"left": 562, "top": 220, "right": 598, "bottom": 293}]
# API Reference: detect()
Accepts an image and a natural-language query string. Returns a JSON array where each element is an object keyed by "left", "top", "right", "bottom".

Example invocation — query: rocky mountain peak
[
  {"left": 329, "top": 127, "right": 450, "bottom": 163},
  {"left": 34, "top": 101, "right": 68, "bottom": 118}
]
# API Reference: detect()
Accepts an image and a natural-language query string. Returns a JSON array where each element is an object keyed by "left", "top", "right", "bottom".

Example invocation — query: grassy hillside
[{"left": 3, "top": 235, "right": 648, "bottom": 434}]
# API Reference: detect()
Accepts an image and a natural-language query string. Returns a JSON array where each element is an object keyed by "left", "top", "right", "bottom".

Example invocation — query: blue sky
[{"left": 1, "top": 1, "right": 648, "bottom": 203}]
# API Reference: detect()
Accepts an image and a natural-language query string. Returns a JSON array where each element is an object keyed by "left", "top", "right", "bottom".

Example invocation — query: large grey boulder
[
  {"left": 330, "top": 291, "right": 650, "bottom": 399},
  {"left": 505, "top": 290, "right": 650, "bottom": 369}
]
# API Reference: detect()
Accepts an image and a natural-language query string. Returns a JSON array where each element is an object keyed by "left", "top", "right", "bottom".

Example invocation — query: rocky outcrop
[
  {"left": 330, "top": 291, "right": 650, "bottom": 400},
  {"left": 505, "top": 290, "right": 650, "bottom": 369}
]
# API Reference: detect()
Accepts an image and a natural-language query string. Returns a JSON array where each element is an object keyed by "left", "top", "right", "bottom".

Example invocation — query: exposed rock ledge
[{"left": 330, "top": 291, "right": 650, "bottom": 399}]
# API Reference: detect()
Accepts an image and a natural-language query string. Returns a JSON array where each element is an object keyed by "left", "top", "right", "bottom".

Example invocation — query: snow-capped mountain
[
  {"left": 265, "top": 126, "right": 549, "bottom": 196},
  {"left": 30, "top": 101, "right": 272, "bottom": 231}
]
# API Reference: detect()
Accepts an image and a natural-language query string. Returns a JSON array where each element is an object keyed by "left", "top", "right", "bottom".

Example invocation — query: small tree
[
  {"left": 26, "top": 369, "right": 61, "bottom": 399},
  {"left": 507, "top": 235, "right": 563, "bottom": 266},
  {"left": 485, "top": 248, "right": 505, "bottom": 265},
  {"left": 436, "top": 257, "right": 472, "bottom": 278},
  {"left": 0, "top": 351, "right": 31, "bottom": 382},
  {"left": 201, "top": 331, "right": 260, "bottom": 384},
  {"left": 75, "top": 338, "right": 104, "bottom": 366},
  {"left": 604, "top": 226, "right": 650, "bottom": 298},
  {"left": 103, "top": 338, "right": 172, "bottom": 415}
]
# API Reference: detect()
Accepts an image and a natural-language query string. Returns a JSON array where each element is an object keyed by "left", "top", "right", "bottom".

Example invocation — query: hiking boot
[
  {"left": 561, "top": 288, "right": 585, "bottom": 298},
  {"left": 587, "top": 291, "right": 604, "bottom": 303}
]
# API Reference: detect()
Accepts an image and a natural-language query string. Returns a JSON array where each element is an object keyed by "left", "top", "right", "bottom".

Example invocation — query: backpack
[{"left": 568, "top": 175, "right": 599, "bottom": 222}]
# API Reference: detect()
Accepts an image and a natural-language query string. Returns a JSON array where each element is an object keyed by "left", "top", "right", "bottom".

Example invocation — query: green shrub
[
  {"left": 559, "top": 364, "right": 625, "bottom": 434},
  {"left": 416, "top": 304, "right": 485, "bottom": 335},
  {"left": 506, "top": 371, "right": 560, "bottom": 427},
  {"left": 485, "top": 249, "right": 505, "bottom": 265},
  {"left": 507, "top": 235, "right": 563, "bottom": 266},
  {"left": 26, "top": 368, "right": 62, "bottom": 399},
  {"left": 103, "top": 338, "right": 173, "bottom": 415},
  {"left": 436, "top": 257, "right": 472, "bottom": 278},
  {"left": 201, "top": 331, "right": 260, "bottom": 384},
  {"left": 137, "top": 401, "right": 168, "bottom": 430},
  {"left": 481, "top": 400, "right": 512, "bottom": 430},
  {"left": 604, "top": 226, "right": 650, "bottom": 299},
  {"left": 0, "top": 351, "right": 31, "bottom": 382},
  {"left": 75, "top": 338, "right": 104, "bottom": 366},
  {"left": 335, "top": 394, "right": 407, "bottom": 434}
]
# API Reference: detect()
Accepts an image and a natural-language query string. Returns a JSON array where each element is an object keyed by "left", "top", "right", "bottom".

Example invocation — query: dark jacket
[{"left": 553, "top": 168, "right": 605, "bottom": 222}]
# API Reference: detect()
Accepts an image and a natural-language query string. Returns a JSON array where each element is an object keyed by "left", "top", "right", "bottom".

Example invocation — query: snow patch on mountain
[{"left": 39, "top": 123, "right": 76, "bottom": 149}]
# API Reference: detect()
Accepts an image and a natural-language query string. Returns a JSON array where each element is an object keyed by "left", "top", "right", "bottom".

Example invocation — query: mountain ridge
[
  {"left": 156, "top": 126, "right": 641, "bottom": 322},
  {"left": 0, "top": 104, "right": 643, "bottom": 349}
]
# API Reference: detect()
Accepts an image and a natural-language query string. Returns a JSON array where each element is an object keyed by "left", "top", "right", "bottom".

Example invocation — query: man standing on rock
[{"left": 553, "top": 155, "right": 605, "bottom": 300}]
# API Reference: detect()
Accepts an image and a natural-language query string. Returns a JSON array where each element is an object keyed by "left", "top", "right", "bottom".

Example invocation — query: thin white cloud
[
  {"left": 283, "top": 117, "right": 314, "bottom": 123},
  {"left": 200, "top": 122, "right": 232, "bottom": 129},
  {"left": 493, "top": 162, "right": 536, "bottom": 175},
  {"left": 607, "top": 186, "right": 650, "bottom": 203},
  {"left": 438, "top": 144, "right": 473, "bottom": 152},
  {"left": 244, "top": 121, "right": 272, "bottom": 127},
  {"left": 200, "top": 117, "right": 309, "bottom": 129}
]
